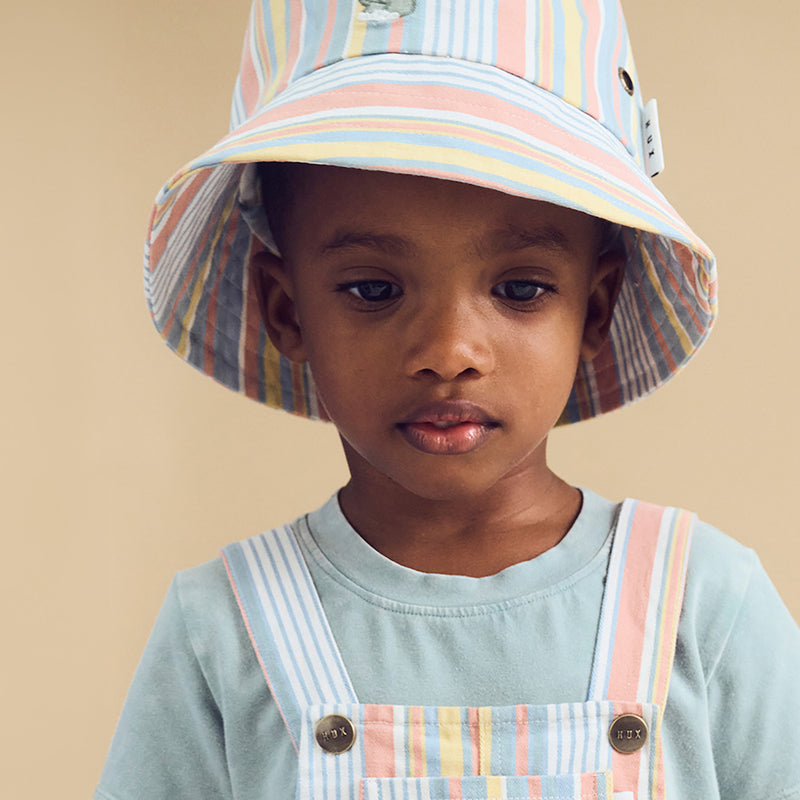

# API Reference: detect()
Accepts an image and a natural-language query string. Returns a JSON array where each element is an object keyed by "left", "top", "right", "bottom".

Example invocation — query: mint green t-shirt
[{"left": 94, "top": 490, "right": 800, "bottom": 799}]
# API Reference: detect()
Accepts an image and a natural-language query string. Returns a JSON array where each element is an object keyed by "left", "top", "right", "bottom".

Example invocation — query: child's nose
[{"left": 403, "top": 298, "right": 495, "bottom": 382}]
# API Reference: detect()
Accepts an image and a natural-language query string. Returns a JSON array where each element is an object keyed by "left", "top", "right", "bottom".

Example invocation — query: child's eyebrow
[
  {"left": 318, "top": 231, "right": 418, "bottom": 258},
  {"left": 316, "top": 225, "right": 574, "bottom": 260},
  {"left": 475, "top": 224, "right": 574, "bottom": 258}
]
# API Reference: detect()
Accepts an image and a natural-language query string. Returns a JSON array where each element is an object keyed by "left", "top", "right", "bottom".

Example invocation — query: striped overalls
[{"left": 222, "top": 499, "right": 694, "bottom": 800}]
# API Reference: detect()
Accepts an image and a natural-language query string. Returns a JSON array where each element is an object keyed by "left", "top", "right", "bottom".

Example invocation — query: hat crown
[{"left": 232, "top": 0, "right": 643, "bottom": 166}]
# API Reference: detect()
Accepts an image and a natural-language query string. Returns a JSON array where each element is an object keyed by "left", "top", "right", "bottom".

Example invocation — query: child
[{"left": 95, "top": 1, "right": 800, "bottom": 798}]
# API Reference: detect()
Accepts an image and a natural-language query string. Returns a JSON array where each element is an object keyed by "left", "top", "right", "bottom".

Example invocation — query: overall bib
[{"left": 222, "top": 499, "right": 694, "bottom": 800}]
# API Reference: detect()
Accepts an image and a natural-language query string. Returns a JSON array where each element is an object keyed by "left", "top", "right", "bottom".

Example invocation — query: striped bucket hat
[{"left": 146, "top": 0, "right": 717, "bottom": 424}]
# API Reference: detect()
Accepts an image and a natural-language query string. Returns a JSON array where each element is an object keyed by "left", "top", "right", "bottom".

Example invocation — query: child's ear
[
  {"left": 251, "top": 251, "right": 307, "bottom": 363},
  {"left": 580, "top": 251, "right": 625, "bottom": 361}
]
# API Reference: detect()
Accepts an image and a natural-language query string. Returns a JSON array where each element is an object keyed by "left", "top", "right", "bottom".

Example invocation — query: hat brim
[{"left": 146, "top": 54, "right": 717, "bottom": 422}]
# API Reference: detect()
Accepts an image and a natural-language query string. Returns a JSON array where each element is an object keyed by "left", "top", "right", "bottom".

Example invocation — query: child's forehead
[{"left": 267, "top": 162, "right": 603, "bottom": 249}]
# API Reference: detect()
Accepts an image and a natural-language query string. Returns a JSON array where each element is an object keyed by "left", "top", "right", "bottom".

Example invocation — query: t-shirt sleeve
[
  {"left": 93, "top": 575, "right": 233, "bottom": 800},
  {"left": 704, "top": 546, "right": 800, "bottom": 797}
]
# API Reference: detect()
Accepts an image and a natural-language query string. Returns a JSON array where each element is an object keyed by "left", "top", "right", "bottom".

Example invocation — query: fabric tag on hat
[{"left": 642, "top": 99, "right": 665, "bottom": 177}]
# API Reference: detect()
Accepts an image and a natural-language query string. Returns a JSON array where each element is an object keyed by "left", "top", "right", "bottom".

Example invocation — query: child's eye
[
  {"left": 337, "top": 280, "right": 402, "bottom": 303},
  {"left": 493, "top": 280, "right": 550, "bottom": 303}
]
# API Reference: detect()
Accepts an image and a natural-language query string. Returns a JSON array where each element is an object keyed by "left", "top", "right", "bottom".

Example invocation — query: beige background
[{"left": 3, "top": 1, "right": 798, "bottom": 796}]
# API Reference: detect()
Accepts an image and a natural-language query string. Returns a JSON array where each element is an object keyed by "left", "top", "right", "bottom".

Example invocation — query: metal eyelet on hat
[
  {"left": 315, "top": 714, "right": 356, "bottom": 754},
  {"left": 608, "top": 713, "right": 648, "bottom": 753},
  {"left": 618, "top": 66, "right": 635, "bottom": 96}
]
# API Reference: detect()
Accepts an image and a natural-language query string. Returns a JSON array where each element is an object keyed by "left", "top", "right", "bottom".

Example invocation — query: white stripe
[
  {"left": 546, "top": 703, "right": 558, "bottom": 774},
  {"left": 465, "top": 0, "right": 480, "bottom": 61},
  {"left": 419, "top": 774, "right": 432, "bottom": 800},
  {"left": 393, "top": 705, "right": 405, "bottom": 778},
  {"left": 584, "top": 702, "right": 600, "bottom": 772},
  {"left": 571, "top": 704, "right": 586, "bottom": 773},
  {"left": 524, "top": 0, "right": 537, "bottom": 81},
  {"left": 451, "top": 1, "right": 466, "bottom": 61},
  {"left": 434, "top": 0, "right": 448, "bottom": 57},
  {"left": 479, "top": 0, "right": 494, "bottom": 65}
]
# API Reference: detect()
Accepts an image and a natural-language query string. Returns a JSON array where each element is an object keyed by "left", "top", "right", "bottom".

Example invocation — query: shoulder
[
  {"left": 679, "top": 516, "right": 800, "bottom": 677},
  {"left": 681, "top": 519, "right": 760, "bottom": 651},
  {"left": 668, "top": 516, "right": 800, "bottom": 796}
]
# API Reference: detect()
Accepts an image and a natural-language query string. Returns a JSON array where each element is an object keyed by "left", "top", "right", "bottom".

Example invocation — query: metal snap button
[
  {"left": 618, "top": 66, "right": 635, "bottom": 96},
  {"left": 315, "top": 714, "right": 356, "bottom": 754},
  {"left": 608, "top": 713, "right": 648, "bottom": 754}
]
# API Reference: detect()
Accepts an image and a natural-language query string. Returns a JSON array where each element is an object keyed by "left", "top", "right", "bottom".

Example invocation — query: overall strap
[
  {"left": 588, "top": 499, "right": 695, "bottom": 705},
  {"left": 222, "top": 525, "right": 357, "bottom": 751}
]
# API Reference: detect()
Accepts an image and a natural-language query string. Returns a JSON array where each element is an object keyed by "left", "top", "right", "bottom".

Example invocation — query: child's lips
[{"left": 397, "top": 401, "right": 499, "bottom": 455}]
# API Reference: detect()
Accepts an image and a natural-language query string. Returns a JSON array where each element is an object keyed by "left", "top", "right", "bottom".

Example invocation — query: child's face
[{"left": 255, "top": 165, "right": 621, "bottom": 503}]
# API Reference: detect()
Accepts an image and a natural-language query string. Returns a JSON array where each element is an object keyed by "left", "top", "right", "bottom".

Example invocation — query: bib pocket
[{"left": 360, "top": 772, "right": 614, "bottom": 800}]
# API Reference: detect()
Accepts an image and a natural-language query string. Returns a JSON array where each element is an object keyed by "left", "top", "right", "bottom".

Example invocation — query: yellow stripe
[
  {"left": 264, "top": 0, "right": 288, "bottom": 104},
  {"left": 175, "top": 191, "right": 236, "bottom": 358},
  {"left": 650, "top": 708, "right": 666, "bottom": 800},
  {"left": 437, "top": 707, "right": 464, "bottom": 777},
  {"left": 345, "top": 12, "right": 368, "bottom": 59},
  {"left": 485, "top": 775, "right": 503, "bottom": 798},
  {"left": 478, "top": 707, "right": 492, "bottom": 776},
  {"left": 262, "top": 340, "right": 283, "bottom": 408},
  {"left": 650, "top": 511, "right": 691, "bottom": 705},
  {"left": 407, "top": 706, "right": 427, "bottom": 778}
]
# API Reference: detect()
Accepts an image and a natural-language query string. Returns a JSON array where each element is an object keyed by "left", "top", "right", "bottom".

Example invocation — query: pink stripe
[
  {"left": 313, "top": 2, "right": 338, "bottom": 70},
  {"left": 387, "top": 15, "right": 405, "bottom": 52},
  {"left": 238, "top": 18, "right": 261, "bottom": 116},
  {"left": 363, "top": 704, "right": 397, "bottom": 779},
  {"left": 448, "top": 777, "right": 463, "bottom": 800},
  {"left": 607, "top": 503, "right": 662, "bottom": 699},
  {"left": 410, "top": 706, "right": 425, "bottom": 777},
  {"left": 252, "top": 8, "right": 271, "bottom": 110},
  {"left": 515, "top": 705, "right": 529, "bottom": 776},
  {"left": 495, "top": 5, "right": 527, "bottom": 79},
  {"left": 581, "top": 771, "right": 597, "bottom": 798},
  {"left": 527, "top": 775, "right": 542, "bottom": 798}
]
